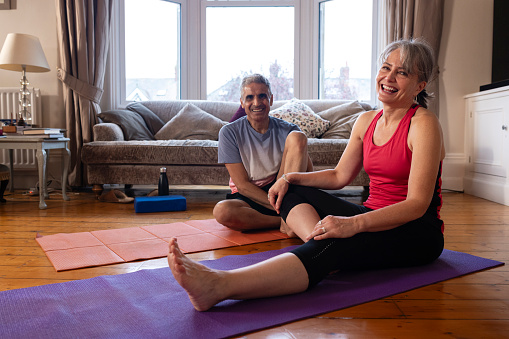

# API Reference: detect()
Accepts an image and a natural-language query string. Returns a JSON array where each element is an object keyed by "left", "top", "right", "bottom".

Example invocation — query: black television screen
[{"left": 483, "top": 0, "right": 509, "bottom": 91}]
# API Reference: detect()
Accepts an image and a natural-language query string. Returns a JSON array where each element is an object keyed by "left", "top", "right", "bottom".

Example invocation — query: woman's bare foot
[{"left": 167, "top": 238, "right": 225, "bottom": 311}]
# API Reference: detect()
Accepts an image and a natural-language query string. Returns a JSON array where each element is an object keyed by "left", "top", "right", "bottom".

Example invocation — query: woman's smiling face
[{"left": 376, "top": 49, "right": 426, "bottom": 107}]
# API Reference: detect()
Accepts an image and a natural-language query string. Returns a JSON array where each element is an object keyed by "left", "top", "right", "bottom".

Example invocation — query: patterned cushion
[{"left": 269, "top": 98, "right": 331, "bottom": 138}]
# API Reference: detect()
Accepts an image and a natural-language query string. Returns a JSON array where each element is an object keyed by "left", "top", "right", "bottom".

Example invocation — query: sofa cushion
[
  {"left": 318, "top": 101, "right": 366, "bottom": 139},
  {"left": 141, "top": 100, "right": 240, "bottom": 123},
  {"left": 126, "top": 102, "right": 165, "bottom": 134},
  {"left": 93, "top": 123, "right": 124, "bottom": 141},
  {"left": 82, "top": 139, "right": 345, "bottom": 168},
  {"left": 98, "top": 109, "right": 155, "bottom": 140},
  {"left": 321, "top": 112, "right": 363, "bottom": 139},
  {"left": 82, "top": 140, "right": 220, "bottom": 166},
  {"left": 155, "top": 103, "right": 227, "bottom": 140},
  {"left": 269, "top": 98, "right": 331, "bottom": 138},
  {"left": 307, "top": 138, "right": 349, "bottom": 166},
  {"left": 229, "top": 105, "right": 246, "bottom": 122}
]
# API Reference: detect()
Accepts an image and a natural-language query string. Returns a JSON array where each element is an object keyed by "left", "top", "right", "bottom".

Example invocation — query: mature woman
[{"left": 167, "top": 38, "right": 445, "bottom": 311}]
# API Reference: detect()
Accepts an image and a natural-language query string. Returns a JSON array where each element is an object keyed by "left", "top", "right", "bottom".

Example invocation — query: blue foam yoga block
[{"left": 134, "top": 195, "right": 187, "bottom": 213}]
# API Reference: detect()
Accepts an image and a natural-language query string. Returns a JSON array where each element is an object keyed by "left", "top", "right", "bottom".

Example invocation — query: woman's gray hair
[
  {"left": 379, "top": 38, "right": 436, "bottom": 108},
  {"left": 240, "top": 74, "right": 272, "bottom": 99}
]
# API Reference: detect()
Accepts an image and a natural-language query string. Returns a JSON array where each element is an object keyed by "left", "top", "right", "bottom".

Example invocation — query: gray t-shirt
[{"left": 218, "top": 116, "right": 299, "bottom": 182}]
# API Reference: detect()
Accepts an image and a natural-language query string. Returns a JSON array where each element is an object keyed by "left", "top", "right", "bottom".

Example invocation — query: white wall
[
  {"left": 0, "top": 0, "right": 64, "bottom": 129},
  {"left": 0, "top": 0, "right": 65, "bottom": 189},
  {"left": 0, "top": 0, "right": 494, "bottom": 190},
  {"left": 439, "top": 0, "right": 493, "bottom": 191}
]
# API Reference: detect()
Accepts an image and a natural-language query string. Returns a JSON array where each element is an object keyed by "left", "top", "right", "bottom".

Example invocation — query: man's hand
[{"left": 267, "top": 177, "right": 289, "bottom": 214}]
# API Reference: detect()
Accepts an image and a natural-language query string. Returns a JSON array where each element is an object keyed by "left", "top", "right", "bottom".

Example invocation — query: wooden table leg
[{"left": 36, "top": 147, "right": 48, "bottom": 210}]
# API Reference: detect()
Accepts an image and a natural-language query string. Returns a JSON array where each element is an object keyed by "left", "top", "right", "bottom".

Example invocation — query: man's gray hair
[{"left": 240, "top": 74, "right": 272, "bottom": 99}]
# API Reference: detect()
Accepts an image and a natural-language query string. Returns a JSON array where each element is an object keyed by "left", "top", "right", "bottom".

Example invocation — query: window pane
[
  {"left": 125, "top": 0, "right": 180, "bottom": 101},
  {"left": 319, "top": 0, "right": 373, "bottom": 101},
  {"left": 206, "top": 6, "right": 294, "bottom": 101}
]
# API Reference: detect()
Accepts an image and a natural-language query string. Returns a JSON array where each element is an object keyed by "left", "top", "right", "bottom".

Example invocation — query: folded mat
[
  {"left": 0, "top": 247, "right": 503, "bottom": 339},
  {"left": 35, "top": 219, "right": 289, "bottom": 271}
]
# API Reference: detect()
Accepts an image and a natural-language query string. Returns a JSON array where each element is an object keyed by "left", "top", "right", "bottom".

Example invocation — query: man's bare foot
[{"left": 167, "top": 238, "right": 225, "bottom": 311}]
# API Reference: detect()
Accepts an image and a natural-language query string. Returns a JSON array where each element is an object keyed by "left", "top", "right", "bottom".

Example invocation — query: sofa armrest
[{"left": 93, "top": 123, "right": 125, "bottom": 141}]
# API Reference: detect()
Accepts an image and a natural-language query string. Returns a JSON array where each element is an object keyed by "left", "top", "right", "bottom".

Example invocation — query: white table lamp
[{"left": 0, "top": 33, "right": 50, "bottom": 125}]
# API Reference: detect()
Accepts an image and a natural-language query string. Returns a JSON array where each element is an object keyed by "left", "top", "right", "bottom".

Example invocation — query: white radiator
[{"left": 0, "top": 87, "right": 42, "bottom": 168}]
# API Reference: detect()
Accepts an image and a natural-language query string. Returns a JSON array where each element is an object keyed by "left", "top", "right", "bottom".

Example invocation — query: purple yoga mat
[{"left": 0, "top": 247, "right": 504, "bottom": 339}]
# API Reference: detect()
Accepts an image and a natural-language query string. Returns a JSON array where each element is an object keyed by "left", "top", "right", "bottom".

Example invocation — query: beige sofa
[{"left": 82, "top": 99, "right": 372, "bottom": 196}]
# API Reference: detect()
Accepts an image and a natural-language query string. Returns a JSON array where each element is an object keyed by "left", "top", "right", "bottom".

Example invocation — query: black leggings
[
  {"left": 226, "top": 178, "right": 279, "bottom": 217},
  {"left": 280, "top": 185, "right": 444, "bottom": 288}
]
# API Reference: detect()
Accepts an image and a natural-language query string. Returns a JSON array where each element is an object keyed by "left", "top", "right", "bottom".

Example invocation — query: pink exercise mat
[{"left": 36, "top": 218, "right": 289, "bottom": 271}]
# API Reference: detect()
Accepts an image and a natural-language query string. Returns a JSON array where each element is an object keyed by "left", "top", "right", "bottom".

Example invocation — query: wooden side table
[{"left": 0, "top": 137, "right": 70, "bottom": 209}]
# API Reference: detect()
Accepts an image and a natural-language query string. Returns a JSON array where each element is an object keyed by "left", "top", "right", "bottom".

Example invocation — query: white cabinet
[{"left": 464, "top": 86, "right": 509, "bottom": 205}]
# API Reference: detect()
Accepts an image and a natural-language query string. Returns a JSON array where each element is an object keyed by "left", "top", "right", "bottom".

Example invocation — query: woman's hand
[
  {"left": 306, "top": 215, "right": 361, "bottom": 241},
  {"left": 267, "top": 177, "right": 289, "bottom": 214}
]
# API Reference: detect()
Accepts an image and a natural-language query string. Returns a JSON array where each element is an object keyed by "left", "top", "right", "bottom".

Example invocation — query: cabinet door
[{"left": 469, "top": 96, "right": 508, "bottom": 177}]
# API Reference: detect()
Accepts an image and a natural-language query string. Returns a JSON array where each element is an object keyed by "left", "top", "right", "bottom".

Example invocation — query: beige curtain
[
  {"left": 55, "top": 0, "right": 112, "bottom": 186},
  {"left": 384, "top": 0, "right": 444, "bottom": 115}
]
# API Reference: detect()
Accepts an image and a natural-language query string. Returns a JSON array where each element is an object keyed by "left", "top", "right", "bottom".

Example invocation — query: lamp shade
[{"left": 0, "top": 33, "right": 50, "bottom": 73}]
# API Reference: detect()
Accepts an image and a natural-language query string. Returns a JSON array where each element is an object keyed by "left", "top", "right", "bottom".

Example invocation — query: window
[
  {"left": 206, "top": 6, "right": 294, "bottom": 101},
  {"left": 109, "top": 0, "right": 379, "bottom": 108},
  {"left": 125, "top": 0, "right": 181, "bottom": 101},
  {"left": 319, "top": 0, "right": 376, "bottom": 101}
]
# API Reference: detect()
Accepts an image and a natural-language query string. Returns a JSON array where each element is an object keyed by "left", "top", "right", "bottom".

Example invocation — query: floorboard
[{"left": 0, "top": 187, "right": 508, "bottom": 338}]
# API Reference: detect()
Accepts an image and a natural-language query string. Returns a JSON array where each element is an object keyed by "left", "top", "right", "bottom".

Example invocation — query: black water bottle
[{"left": 158, "top": 167, "right": 169, "bottom": 196}]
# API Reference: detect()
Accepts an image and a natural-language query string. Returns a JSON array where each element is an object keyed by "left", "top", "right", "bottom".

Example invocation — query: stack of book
[
  {"left": 1, "top": 125, "right": 30, "bottom": 134},
  {"left": 2, "top": 127, "right": 66, "bottom": 139},
  {"left": 2, "top": 125, "right": 35, "bottom": 137},
  {"left": 22, "top": 128, "right": 65, "bottom": 139}
]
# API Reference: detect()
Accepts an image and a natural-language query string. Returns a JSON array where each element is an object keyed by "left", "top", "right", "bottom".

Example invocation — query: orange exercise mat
[{"left": 35, "top": 219, "right": 290, "bottom": 271}]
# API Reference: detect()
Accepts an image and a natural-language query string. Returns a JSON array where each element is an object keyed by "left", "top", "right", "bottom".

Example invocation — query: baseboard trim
[
  {"left": 442, "top": 153, "right": 466, "bottom": 191},
  {"left": 464, "top": 172, "right": 509, "bottom": 206}
]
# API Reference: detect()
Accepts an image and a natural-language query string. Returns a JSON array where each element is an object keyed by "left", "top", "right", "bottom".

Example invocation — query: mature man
[{"left": 213, "top": 74, "right": 312, "bottom": 231}]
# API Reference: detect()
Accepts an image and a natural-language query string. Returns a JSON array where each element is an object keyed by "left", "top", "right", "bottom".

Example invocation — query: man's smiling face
[{"left": 240, "top": 82, "right": 273, "bottom": 125}]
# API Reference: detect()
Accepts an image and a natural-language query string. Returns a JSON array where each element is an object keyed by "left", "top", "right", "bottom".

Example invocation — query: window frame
[
  {"left": 201, "top": 1, "right": 298, "bottom": 100},
  {"left": 314, "top": 0, "right": 380, "bottom": 103},
  {"left": 107, "top": 0, "right": 186, "bottom": 109},
  {"left": 106, "top": 0, "right": 380, "bottom": 109}
]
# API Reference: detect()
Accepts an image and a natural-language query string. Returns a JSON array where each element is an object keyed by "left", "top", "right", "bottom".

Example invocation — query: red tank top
[{"left": 362, "top": 105, "right": 418, "bottom": 210}]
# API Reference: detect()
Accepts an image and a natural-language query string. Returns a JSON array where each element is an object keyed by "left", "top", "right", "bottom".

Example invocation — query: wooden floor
[{"left": 1, "top": 186, "right": 508, "bottom": 338}]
